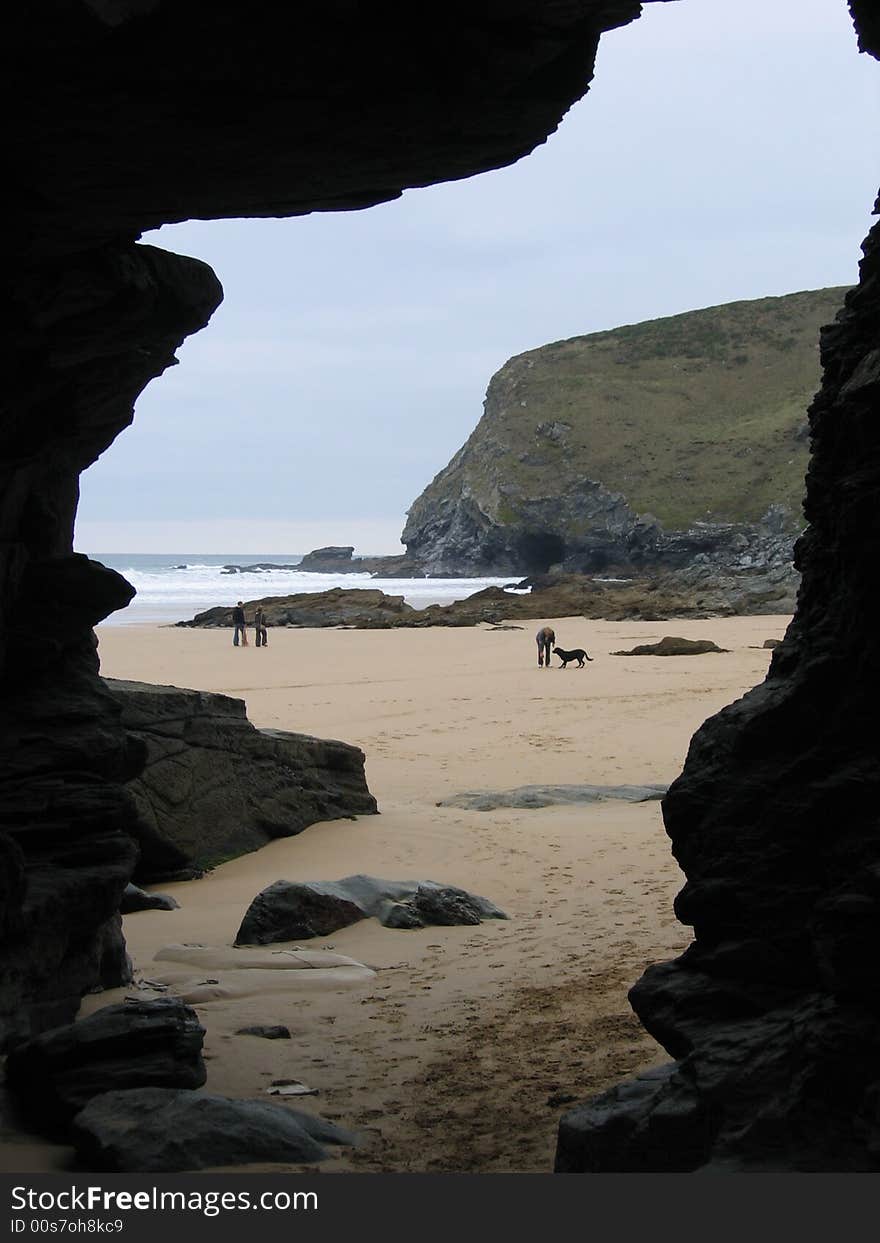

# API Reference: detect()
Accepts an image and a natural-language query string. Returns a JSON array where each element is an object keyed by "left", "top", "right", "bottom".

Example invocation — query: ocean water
[{"left": 89, "top": 554, "right": 528, "bottom": 626}]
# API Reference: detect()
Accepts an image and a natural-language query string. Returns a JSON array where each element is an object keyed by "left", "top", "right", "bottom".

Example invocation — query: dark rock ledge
[
  {"left": 105, "top": 679, "right": 378, "bottom": 883},
  {"left": 179, "top": 567, "right": 797, "bottom": 633},
  {"left": 4, "top": 998, "right": 206, "bottom": 1138},
  {"left": 72, "top": 1088, "right": 357, "bottom": 1172}
]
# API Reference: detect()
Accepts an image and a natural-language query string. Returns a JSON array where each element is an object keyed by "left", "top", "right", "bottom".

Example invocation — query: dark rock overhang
[
  {"left": 9, "top": 0, "right": 647, "bottom": 264},
  {"left": 4, "top": 0, "right": 880, "bottom": 1175},
  {"left": 1, "top": 1, "right": 658, "bottom": 1048}
]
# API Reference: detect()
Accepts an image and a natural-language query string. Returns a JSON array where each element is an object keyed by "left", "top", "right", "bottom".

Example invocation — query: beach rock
[
  {"left": 403, "top": 886, "right": 484, "bottom": 927},
  {"left": 236, "top": 875, "right": 508, "bottom": 944},
  {"left": 180, "top": 588, "right": 416, "bottom": 629},
  {"left": 555, "top": 1063, "right": 708, "bottom": 1173},
  {"left": 104, "top": 679, "right": 377, "bottom": 881},
  {"left": 438, "top": 784, "right": 667, "bottom": 811},
  {"left": 556, "top": 994, "right": 880, "bottom": 1173},
  {"left": 4, "top": 999, "right": 206, "bottom": 1136},
  {"left": 221, "top": 562, "right": 302, "bottom": 574},
  {"left": 611, "top": 637, "right": 728, "bottom": 656},
  {"left": 71, "top": 1087, "right": 356, "bottom": 1172},
  {"left": 235, "top": 1025, "right": 291, "bottom": 1040},
  {"left": 120, "top": 884, "right": 179, "bottom": 913},
  {"left": 762, "top": 638, "right": 782, "bottom": 649},
  {"left": 236, "top": 883, "right": 366, "bottom": 944},
  {"left": 295, "top": 547, "right": 426, "bottom": 576},
  {"left": 180, "top": 568, "right": 799, "bottom": 634}
]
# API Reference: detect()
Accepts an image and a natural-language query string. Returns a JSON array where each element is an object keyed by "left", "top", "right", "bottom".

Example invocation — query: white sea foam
[{"left": 88, "top": 554, "right": 529, "bottom": 626}]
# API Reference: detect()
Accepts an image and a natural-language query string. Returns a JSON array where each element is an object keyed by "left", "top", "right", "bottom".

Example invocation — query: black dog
[{"left": 553, "top": 646, "right": 593, "bottom": 668}]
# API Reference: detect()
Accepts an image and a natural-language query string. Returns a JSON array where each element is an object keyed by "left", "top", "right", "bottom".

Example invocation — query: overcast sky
[{"left": 75, "top": 0, "right": 879, "bottom": 556}]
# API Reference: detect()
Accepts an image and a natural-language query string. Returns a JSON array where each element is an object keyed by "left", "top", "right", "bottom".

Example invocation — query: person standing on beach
[
  {"left": 232, "top": 601, "right": 248, "bottom": 647},
  {"left": 254, "top": 605, "right": 268, "bottom": 648},
  {"left": 535, "top": 625, "right": 555, "bottom": 668}
]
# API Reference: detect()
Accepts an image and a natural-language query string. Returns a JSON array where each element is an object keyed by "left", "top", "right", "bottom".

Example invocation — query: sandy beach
[{"left": 4, "top": 614, "right": 790, "bottom": 1173}]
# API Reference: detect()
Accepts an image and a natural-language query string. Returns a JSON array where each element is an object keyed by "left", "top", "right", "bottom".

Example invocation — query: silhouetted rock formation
[
  {"left": 71, "top": 1088, "right": 356, "bottom": 1172},
  {"left": 120, "top": 884, "right": 179, "bottom": 913},
  {"left": 106, "top": 679, "right": 377, "bottom": 881},
  {"left": 4, "top": 0, "right": 646, "bottom": 1047},
  {"left": 5, "top": 998, "right": 206, "bottom": 1137},
  {"left": 5, "top": 0, "right": 880, "bottom": 1176}
]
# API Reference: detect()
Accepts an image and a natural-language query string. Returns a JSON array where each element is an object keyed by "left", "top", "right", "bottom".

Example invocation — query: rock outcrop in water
[{"left": 180, "top": 563, "right": 797, "bottom": 631}]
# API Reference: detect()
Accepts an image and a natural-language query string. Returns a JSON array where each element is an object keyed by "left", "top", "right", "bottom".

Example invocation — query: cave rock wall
[
  {"left": 556, "top": 3, "right": 880, "bottom": 1167},
  {"left": 2, "top": 0, "right": 643, "bottom": 1044}
]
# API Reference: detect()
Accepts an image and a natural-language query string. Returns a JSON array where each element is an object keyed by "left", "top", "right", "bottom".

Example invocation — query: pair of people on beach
[{"left": 232, "top": 602, "right": 268, "bottom": 648}]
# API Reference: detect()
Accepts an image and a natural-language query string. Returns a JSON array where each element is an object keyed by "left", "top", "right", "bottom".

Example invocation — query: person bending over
[{"left": 535, "top": 625, "right": 555, "bottom": 668}]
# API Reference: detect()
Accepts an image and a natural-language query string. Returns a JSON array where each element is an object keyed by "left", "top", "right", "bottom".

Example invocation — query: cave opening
[
  {"left": 515, "top": 531, "right": 567, "bottom": 574},
  {"left": 5, "top": 0, "right": 880, "bottom": 1178}
]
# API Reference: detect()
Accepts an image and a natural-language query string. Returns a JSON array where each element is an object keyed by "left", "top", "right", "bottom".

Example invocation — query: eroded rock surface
[
  {"left": 235, "top": 875, "right": 508, "bottom": 944},
  {"left": 106, "top": 678, "right": 377, "bottom": 880},
  {"left": 5, "top": 998, "right": 206, "bottom": 1137},
  {"left": 401, "top": 291, "right": 843, "bottom": 578},
  {"left": 71, "top": 1087, "right": 356, "bottom": 1172}
]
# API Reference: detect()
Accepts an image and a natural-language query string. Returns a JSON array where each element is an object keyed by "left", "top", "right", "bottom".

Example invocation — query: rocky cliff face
[
  {"left": 403, "top": 288, "right": 846, "bottom": 578},
  {"left": 2, "top": 0, "right": 646, "bottom": 1046}
]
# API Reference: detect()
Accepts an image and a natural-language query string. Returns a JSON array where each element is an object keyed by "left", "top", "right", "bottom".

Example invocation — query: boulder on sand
[
  {"left": 439, "top": 783, "right": 667, "bottom": 811},
  {"left": 105, "top": 678, "right": 377, "bottom": 881},
  {"left": 71, "top": 1087, "right": 356, "bottom": 1171},
  {"left": 120, "top": 883, "right": 179, "bottom": 913},
  {"left": 4, "top": 998, "right": 205, "bottom": 1136},
  {"left": 178, "top": 588, "right": 415, "bottom": 629},
  {"left": 611, "top": 636, "right": 728, "bottom": 656},
  {"left": 235, "top": 874, "right": 508, "bottom": 945}
]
